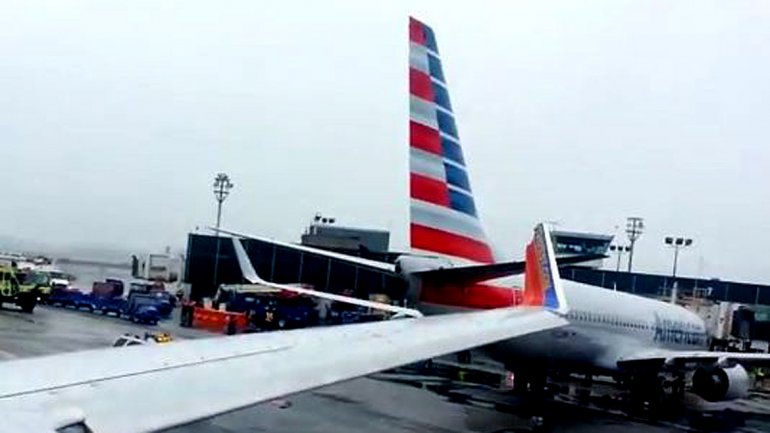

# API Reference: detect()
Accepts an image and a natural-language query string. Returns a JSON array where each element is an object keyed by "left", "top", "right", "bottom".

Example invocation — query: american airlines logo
[{"left": 652, "top": 313, "right": 707, "bottom": 346}]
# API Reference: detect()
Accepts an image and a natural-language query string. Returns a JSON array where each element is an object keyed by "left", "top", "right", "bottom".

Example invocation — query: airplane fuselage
[{"left": 420, "top": 280, "right": 709, "bottom": 373}]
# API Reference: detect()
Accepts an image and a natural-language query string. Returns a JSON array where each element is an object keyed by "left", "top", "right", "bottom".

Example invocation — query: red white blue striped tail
[{"left": 409, "top": 17, "right": 496, "bottom": 265}]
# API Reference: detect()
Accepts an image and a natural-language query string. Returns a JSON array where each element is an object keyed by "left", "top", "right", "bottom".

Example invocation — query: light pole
[
  {"left": 625, "top": 217, "right": 644, "bottom": 272},
  {"left": 665, "top": 236, "right": 693, "bottom": 303},
  {"left": 608, "top": 244, "right": 630, "bottom": 291},
  {"left": 609, "top": 244, "right": 631, "bottom": 272},
  {"left": 212, "top": 173, "right": 234, "bottom": 289},
  {"left": 213, "top": 173, "right": 234, "bottom": 231}
]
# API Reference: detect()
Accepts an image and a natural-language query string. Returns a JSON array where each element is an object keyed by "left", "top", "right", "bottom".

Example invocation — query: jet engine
[{"left": 692, "top": 364, "right": 750, "bottom": 401}]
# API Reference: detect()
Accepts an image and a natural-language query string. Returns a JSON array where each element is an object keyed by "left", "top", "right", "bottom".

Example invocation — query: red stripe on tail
[
  {"left": 410, "top": 173, "right": 450, "bottom": 207},
  {"left": 410, "top": 68, "right": 434, "bottom": 101},
  {"left": 411, "top": 224, "right": 494, "bottom": 263},
  {"left": 410, "top": 121, "right": 441, "bottom": 155},
  {"left": 409, "top": 17, "right": 426, "bottom": 45}
]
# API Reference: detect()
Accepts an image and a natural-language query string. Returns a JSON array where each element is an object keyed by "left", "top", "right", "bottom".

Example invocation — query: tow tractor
[{"left": 0, "top": 266, "right": 38, "bottom": 313}]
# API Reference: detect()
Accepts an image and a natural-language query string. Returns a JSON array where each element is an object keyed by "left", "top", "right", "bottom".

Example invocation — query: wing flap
[{"left": 0, "top": 308, "right": 564, "bottom": 433}]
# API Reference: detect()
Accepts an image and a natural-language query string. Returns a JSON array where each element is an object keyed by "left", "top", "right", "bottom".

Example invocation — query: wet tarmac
[{"left": 0, "top": 305, "right": 767, "bottom": 432}]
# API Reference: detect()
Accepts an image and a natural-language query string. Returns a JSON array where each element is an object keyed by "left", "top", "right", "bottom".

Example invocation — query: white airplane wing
[
  {"left": 0, "top": 307, "right": 565, "bottom": 432},
  {"left": 618, "top": 349, "right": 770, "bottom": 368},
  {"left": 230, "top": 235, "right": 424, "bottom": 317}
]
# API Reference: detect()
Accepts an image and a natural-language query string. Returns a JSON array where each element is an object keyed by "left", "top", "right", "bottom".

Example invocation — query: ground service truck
[{"left": 0, "top": 266, "right": 38, "bottom": 313}]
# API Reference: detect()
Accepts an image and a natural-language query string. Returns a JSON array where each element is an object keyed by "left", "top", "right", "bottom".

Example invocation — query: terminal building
[
  {"left": 300, "top": 215, "right": 390, "bottom": 256},
  {"left": 551, "top": 230, "right": 614, "bottom": 269},
  {"left": 184, "top": 222, "right": 770, "bottom": 308},
  {"left": 184, "top": 220, "right": 405, "bottom": 302}
]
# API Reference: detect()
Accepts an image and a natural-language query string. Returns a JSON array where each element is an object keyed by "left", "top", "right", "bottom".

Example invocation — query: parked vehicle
[
  {"left": 0, "top": 266, "right": 38, "bottom": 313},
  {"left": 125, "top": 292, "right": 162, "bottom": 325},
  {"left": 216, "top": 286, "right": 318, "bottom": 331},
  {"left": 113, "top": 332, "right": 173, "bottom": 347},
  {"left": 92, "top": 279, "right": 124, "bottom": 298},
  {"left": 17, "top": 270, "right": 53, "bottom": 303},
  {"left": 46, "top": 279, "right": 172, "bottom": 326},
  {"left": 48, "top": 287, "right": 80, "bottom": 308}
]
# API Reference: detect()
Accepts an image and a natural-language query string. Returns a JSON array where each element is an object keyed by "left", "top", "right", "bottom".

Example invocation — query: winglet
[
  {"left": 231, "top": 237, "right": 422, "bottom": 318},
  {"left": 523, "top": 223, "right": 569, "bottom": 315},
  {"left": 231, "top": 237, "right": 264, "bottom": 285}
]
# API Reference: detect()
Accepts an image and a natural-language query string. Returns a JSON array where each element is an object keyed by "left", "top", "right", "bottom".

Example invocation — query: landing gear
[
  {"left": 505, "top": 366, "right": 551, "bottom": 432},
  {"left": 508, "top": 366, "right": 548, "bottom": 396},
  {"left": 627, "top": 371, "right": 663, "bottom": 410},
  {"left": 626, "top": 370, "right": 685, "bottom": 416}
]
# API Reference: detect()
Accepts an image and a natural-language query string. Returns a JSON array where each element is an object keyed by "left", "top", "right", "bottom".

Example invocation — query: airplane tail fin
[
  {"left": 408, "top": 17, "right": 496, "bottom": 265},
  {"left": 523, "top": 224, "right": 569, "bottom": 314}
]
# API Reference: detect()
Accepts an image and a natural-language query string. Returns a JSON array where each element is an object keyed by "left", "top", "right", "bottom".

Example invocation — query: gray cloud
[{"left": 1, "top": 1, "right": 769, "bottom": 283}]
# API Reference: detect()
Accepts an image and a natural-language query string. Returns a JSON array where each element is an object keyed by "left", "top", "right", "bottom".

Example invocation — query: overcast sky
[{"left": 2, "top": 1, "right": 769, "bottom": 282}]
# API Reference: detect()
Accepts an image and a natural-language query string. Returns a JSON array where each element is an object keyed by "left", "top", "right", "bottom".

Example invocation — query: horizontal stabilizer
[{"left": 413, "top": 254, "right": 605, "bottom": 285}]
